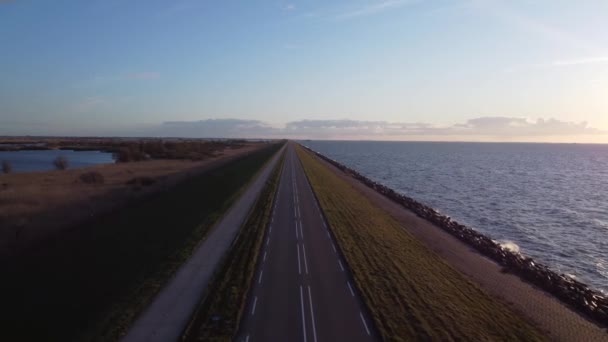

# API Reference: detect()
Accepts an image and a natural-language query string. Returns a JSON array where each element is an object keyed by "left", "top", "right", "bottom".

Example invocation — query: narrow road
[
  {"left": 238, "top": 143, "right": 377, "bottom": 342},
  {"left": 123, "top": 146, "right": 284, "bottom": 342}
]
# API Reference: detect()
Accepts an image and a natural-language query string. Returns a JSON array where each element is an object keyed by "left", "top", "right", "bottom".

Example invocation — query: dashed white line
[
  {"left": 295, "top": 223, "right": 299, "bottom": 239},
  {"left": 251, "top": 297, "right": 258, "bottom": 315},
  {"left": 297, "top": 244, "right": 302, "bottom": 275},
  {"left": 269, "top": 225, "right": 273, "bottom": 234},
  {"left": 266, "top": 237, "right": 270, "bottom": 246},
  {"left": 332, "top": 243, "right": 337, "bottom": 253},
  {"left": 302, "top": 244, "right": 309, "bottom": 274},
  {"left": 263, "top": 251, "right": 267, "bottom": 262},
  {"left": 299, "top": 221, "right": 304, "bottom": 239},
  {"left": 258, "top": 270, "right": 264, "bottom": 284},
  {"left": 300, "top": 286, "right": 308, "bottom": 342},
  {"left": 360, "top": 312, "right": 371, "bottom": 336},
  {"left": 326, "top": 231, "right": 330, "bottom": 238},
  {"left": 245, "top": 335, "right": 250, "bottom": 342},
  {"left": 347, "top": 281, "right": 355, "bottom": 297},
  {"left": 338, "top": 260, "right": 345, "bottom": 272},
  {"left": 307, "top": 286, "right": 318, "bottom": 342}
]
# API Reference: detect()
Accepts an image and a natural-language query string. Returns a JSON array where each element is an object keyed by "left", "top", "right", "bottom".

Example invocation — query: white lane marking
[
  {"left": 322, "top": 221, "right": 326, "bottom": 229},
  {"left": 251, "top": 297, "right": 258, "bottom": 315},
  {"left": 332, "top": 243, "right": 337, "bottom": 253},
  {"left": 269, "top": 225, "right": 273, "bottom": 234},
  {"left": 295, "top": 222, "right": 299, "bottom": 239},
  {"left": 326, "top": 231, "right": 330, "bottom": 238},
  {"left": 360, "top": 312, "right": 371, "bottom": 336},
  {"left": 299, "top": 221, "right": 304, "bottom": 240},
  {"left": 263, "top": 251, "right": 267, "bottom": 262},
  {"left": 297, "top": 244, "right": 302, "bottom": 275},
  {"left": 338, "top": 260, "right": 345, "bottom": 272},
  {"left": 266, "top": 237, "right": 270, "bottom": 247},
  {"left": 347, "top": 281, "right": 355, "bottom": 297},
  {"left": 307, "top": 286, "right": 318, "bottom": 342},
  {"left": 245, "top": 335, "right": 250, "bottom": 342},
  {"left": 300, "top": 286, "right": 308, "bottom": 342},
  {"left": 258, "top": 269, "right": 264, "bottom": 284},
  {"left": 302, "top": 244, "right": 309, "bottom": 275}
]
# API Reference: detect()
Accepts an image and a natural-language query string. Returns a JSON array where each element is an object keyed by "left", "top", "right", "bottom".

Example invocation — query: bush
[
  {"left": 126, "top": 176, "right": 156, "bottom": 187},
  {"left": 80, "top": 171, "right": 105, "bottom": 184},
  {"left": 1, "top": 160, "right": 11, "bottom": 174},
  {"left": 114, "top": 148, "right": 148, "bottom": 163},
  {"left": 53, "top": 156, "right": 69, "bottom": 170}
]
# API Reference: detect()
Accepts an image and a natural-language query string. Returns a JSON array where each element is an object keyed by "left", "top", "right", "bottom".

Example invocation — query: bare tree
[
  {"left": 1, "top": 160, "right": 12, "bottom": 174},
  {"left": 53, "top": 156, "right": 69, "bottom": 170}
]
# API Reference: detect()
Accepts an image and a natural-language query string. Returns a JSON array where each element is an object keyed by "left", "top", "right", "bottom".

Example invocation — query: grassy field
[
  {"left": 182, "top": 151, "right": 285, "bottom": 342},
  {"left": 296, "top": 145, "right": 546, "bottom": 341},
  {"left": 0, "top": 143, "right": 262, "bottom": 256},
  {"left": 0, "top": 143, "right": 283, "bottom": 342}
]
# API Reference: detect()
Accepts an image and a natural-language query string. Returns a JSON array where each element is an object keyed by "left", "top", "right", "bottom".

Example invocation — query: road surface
[
  {"left": 237, "top": 143, "right": 378, "bottom": 342},
  {"left": 122, "top": 145, "right": 284, "bottom": 342}
]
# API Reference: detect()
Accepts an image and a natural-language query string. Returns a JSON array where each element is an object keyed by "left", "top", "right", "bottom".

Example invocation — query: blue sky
[{"left": 1, "top": 0, "right": 607, "bottom": 142}]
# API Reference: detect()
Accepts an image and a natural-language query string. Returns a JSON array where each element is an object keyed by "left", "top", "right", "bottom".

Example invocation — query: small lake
[{"left": 0, "top": 150, "right": 115, "bottom": 173}]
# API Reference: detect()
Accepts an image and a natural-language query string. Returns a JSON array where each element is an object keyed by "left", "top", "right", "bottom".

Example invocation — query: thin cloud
[
  {"left": 126, "top": 72, "right": 161, "bottom": 80},
  {"left": 334, "top": 0, "right": 421, "bottom": 20},
  {"left": 283, "top": 4, "right": 296, "bottom": 11},
  {"left": 155, "top": 117, "right": 606, "bottom": 139},
  {"left": 552, "top": 57, "right": 608, "bottom": 67}
]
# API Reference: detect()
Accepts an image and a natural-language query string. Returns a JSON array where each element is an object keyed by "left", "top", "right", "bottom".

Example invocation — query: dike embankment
[{"left": 300, "top": 144, "right": 608, "bottom": 328}]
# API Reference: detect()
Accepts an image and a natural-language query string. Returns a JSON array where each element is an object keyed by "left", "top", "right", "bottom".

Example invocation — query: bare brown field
[{"left": 0, "top": 143, "right": 262, "bottom": 257}]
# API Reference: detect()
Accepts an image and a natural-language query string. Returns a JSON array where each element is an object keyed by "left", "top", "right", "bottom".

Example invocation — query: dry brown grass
[{"left": 0, "top": 144, "right": 262, "bottom": 256}]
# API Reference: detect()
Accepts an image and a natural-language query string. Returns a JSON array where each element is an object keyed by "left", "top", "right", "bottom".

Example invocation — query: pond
[{"left": 0, "top": 149, "right": 115, "bottom": 173}]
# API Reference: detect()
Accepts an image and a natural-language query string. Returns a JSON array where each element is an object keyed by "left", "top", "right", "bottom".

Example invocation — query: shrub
[
  {"left": 126, "top": 176, "right": 156, "bottom": 187},
  {"left": 80, "top": 171, "right": 105, "bottom": 184},
  {"left": 1, "top": 160, "right": 12, "bottom": 174},
  {"left": 53, "top": 156, "right": 69, "bottom": 170},
  {"left": 114, "top": 148, "right": 148, "bottom": 163}
]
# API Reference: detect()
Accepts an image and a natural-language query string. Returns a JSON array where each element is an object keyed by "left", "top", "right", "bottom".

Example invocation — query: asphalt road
[
  {"left": 122, "top": 146, "right": 284, "bottom": 342},
  {"left": 237, "top": 143, "right": 378, "bottom": 342}
]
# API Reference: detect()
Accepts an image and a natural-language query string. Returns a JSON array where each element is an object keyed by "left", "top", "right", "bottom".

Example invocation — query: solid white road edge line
[
  {"left": 297, "top": 244, "right": 302, "bottom": 275},
  {"left": 300, "top": 286, "right": 308, "bottom": 342},
  {"left": 338, "top": 260, "right": 345, "bottom": 272},
  {"left": 307, "top": 286, "right": 318, "bottom": 342}
]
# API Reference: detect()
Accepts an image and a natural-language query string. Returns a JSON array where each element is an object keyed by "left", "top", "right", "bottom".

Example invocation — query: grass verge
[
  {"left": 0, "top": 143, "right": 283, "bottom": 342},
  {"left": 295, "top": 145, "right": 546, "bottom": 341},
  {"left": 181, "top": 149, "right": 285, "bottom": 342}
]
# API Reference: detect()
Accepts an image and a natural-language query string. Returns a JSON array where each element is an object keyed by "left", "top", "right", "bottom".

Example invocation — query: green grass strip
[
  {"left": 181, "top": 149, "right": 285, "bottom": 342},
  {"left": 296, "top": 145, "right": 546, "bottom": 342},
  {"left": 0, "top": 143, "right": 283, "bottom": 342}
]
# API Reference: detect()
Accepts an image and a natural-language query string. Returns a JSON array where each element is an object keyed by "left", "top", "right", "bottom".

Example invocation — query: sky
[{"left": 1, "top": 0, "right": 607, "bottom": 142}]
